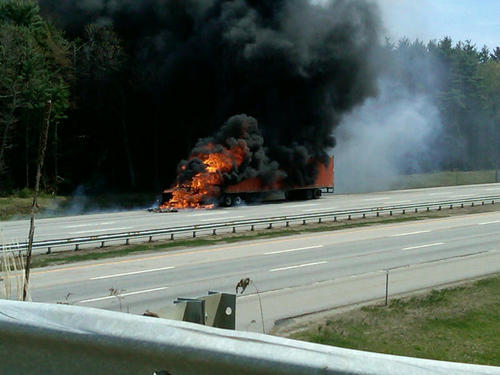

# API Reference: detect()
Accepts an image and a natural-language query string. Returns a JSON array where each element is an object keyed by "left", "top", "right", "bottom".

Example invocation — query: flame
[{"left": 162, "top": 143, "right": 247, "bottom": 209}]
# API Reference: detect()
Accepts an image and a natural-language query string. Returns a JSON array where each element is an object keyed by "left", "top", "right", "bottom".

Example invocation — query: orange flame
[{"left": 162, "top": 142, "right": 247, "bottom": 209}]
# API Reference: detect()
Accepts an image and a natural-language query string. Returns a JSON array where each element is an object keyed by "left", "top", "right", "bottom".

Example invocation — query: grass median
[{"left": 285, "top": 275, "right": 500, "bottom": 366}]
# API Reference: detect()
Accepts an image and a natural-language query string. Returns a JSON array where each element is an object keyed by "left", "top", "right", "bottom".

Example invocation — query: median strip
[
  {"left": 264, "top": 245, "right": 323, "bottom": 255},
  {"left": 402, "top": 242, "right": 444, "bottom": 251},
  {"left": 270, "top": 261, "right": 327, "bottom": 272},
  {"left": 90, "top": 266, "right": 175, "bottom": 280},
  {"left": 78, "top": 286, "right": 169, "bottom": 303}
]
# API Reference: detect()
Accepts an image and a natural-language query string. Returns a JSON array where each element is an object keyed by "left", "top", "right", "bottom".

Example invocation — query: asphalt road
[
  {"left": 1, "top": 183, "right": 500, "bottom": 246},
  {"left": 23, "top": 209, "right": 500, "bottom": 332}
]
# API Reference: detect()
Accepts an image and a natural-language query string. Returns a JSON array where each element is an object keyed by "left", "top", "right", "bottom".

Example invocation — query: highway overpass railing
[
  {"left": 0, "top": 299, "right": 498, "bottom": 375},
  {"left": 1, "top": 195, "right": 498, "bottom": 254}
]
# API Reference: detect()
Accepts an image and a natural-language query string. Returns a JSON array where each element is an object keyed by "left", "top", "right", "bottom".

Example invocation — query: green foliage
[{"left": 0, "top": 0, "right": 70, "bottom": 192}]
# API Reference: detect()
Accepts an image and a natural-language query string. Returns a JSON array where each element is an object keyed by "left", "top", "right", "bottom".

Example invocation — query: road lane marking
[
  {"left": 403, "top": 242, "right": 444, "bottom": 251},
  {"left": 71, "top": 227, "right": 131, "bottom": 234},
  {"left": 363, "top": 197, "right": 389, "bottom": 201},
  {"left": 201, "top": 216, "right": 244, "bottom": 222},
  {"left": 478, "top": 220, "right": 500, "bottom": 225},
  {"left": 286, "top": 203, "right": 318, "bottom": 208},
  {"left": 270, "top": 261, "right": 327, "bottom": 272},
  {"left": 264, "top": 245, "right": 323, "bottom": 255},
  {"left": 303, "top": 208, "right": 336, "bottom": 212},
  {"left": 90, "top": 266, "right": 175, "bottom": 280},
  {"left": 78, "top": 286, "right": 169, "bottom": 304},
  {"left": 190, "top": 212, "right": 228, "bottom": 217},
  {"left": 65, "top": 222, "right": 116, "bottom": 228},
  {"left": 391, "top": 230, "right": 430, "bottom": 237}
]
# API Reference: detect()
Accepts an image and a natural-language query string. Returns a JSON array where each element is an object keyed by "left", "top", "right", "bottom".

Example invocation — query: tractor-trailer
[
  {"left": 217, "top": 156, "right": 334, "bottom": 206},
  {"left": 161, "top": 157, "right": 334, "bottom": 207}
]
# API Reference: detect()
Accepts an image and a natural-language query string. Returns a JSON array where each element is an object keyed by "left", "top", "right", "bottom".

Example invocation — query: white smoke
[{"left": 333, "top": 78, "right": 443, "bottom": 193}]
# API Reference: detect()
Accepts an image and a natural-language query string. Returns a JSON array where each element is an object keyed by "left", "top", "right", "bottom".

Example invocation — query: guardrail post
[
  {"left": 389, "top": 211, "right": 392, "bottom": 216},
  {"left": 492, "top": 200, "right": 495, "bottom": 205},
  {"left": 170, "top": 234, "right": 174, "bottom": 240},
  {"left": 348, "top": 215, "right": 351, "bottom": 220},
  {"left": 471, "top": 202, "right": 474, "bottom": 207},
  {"left": 285, "top": 221, "right": 289, "bottom": 228},
  {"left": 376, "top": 212, "right": 379, "bottom": 217},
  {"left": 125, "top": 239, "right": 130, "bottom": 245},
  {"left": 148, "top": 236, "right": 153, "bottom": 243},
  {"left": 427, "top": 207, "right": 430, "bottom": 212},
  {"left": 100, "top": 241, "right": 105, "bottom": 248},
  {"left": 449, "top": 204, "right": 453, "bottom": 209},
  {"left": 402, "top": 209, "right": 405, "bottom": 215},
  {"left": 212, "top": 229, "right": 217, "bottom": 236},
  {"left": 267, "top": 223, "right": 272, "bottom": 229},
  {"left": 334, "top": 216, "right": 337, "bottom": 222},
  {"left": 193, "top": 231, "right": 196, "bottom": 238},
  {"left": 438, "top": 205, "right": 441, "bottom": 211},
  {"left": 461, "top": 203, "right": 464, "bottom": 208},
  {"left": 482, "top": 201, "right": 484, "bottom": 206},
  {"left": 46, "top": 247, "right": 51, "bottom": 255},
  {"left": 232, "top": 227, "right": 236, "bottom": 233},
  {"left": 318, "top": 218, "right": 322, "bottom": 224},
  {"left": 251, "top": 225, "right": 255, "bottom": 231},
  {"left": 362, "top": 213, "right": 365, "bottom": 219},
  {"left": 415, "top": 208, "right": 418, "bottom": 213},
  {"left": 75, "top": 244, "right": 79, "bottom": 251},
  {"left": 302, "top": 219, "right": 306, "bottom": 225}
]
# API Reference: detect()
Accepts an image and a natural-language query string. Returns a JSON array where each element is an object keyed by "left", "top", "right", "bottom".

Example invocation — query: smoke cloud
[
  {"left": 40, "top": 0, "right": 382, "bottom": 187},
  {"left": 333, "top": 79, "right": 444, "bottom": 193}
]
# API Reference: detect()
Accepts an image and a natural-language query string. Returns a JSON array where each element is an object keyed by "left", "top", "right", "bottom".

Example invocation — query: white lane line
[
  {"left": 391, "top": 230, "right": 431, "bottom": 237},
  {"left": 264, "top": 245, "right": 323, "bottom": 255},
  {"left": 270, "top": 261, "right": 327, "bottom": 272},
  {"left": 190, "top": 212, "right": 228, "bottom": 217},
  {"left": 363, "top": 197, "right": 389, "bottom": 201},
  {"left": 287, "top": 203, "right": 319, "bottom": 208},
  {"left": 201, "top": 216, "right": 244, "bottom": 222},
  {"left": 65, "top": 221, "right": 115, "bottom": 228},
  {"left": 78, "top": 286, "right": 169, "bottom": 304},
  {"left": 478, "top": 220, "right": 500, "bottom": 225},
  {"left": 90, "top": 266, "right": 175, "bottom": 280},
  {"left": 403, "top": 242, "right": 444, "bottom": 251},
  {"left": 303, "top": 208, "right": 336, "bottom": 212},
  {"left": 71, "top": 227, "right": 131, "bottom": 234}
]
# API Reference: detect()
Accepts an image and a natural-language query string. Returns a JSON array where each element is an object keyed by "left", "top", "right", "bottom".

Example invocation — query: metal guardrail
[
  {"left": 0, "top": 300, "right": 498, "bottom": 375},
  {"left": 1, "top": 195, "right": 498, "bottom": 254}
]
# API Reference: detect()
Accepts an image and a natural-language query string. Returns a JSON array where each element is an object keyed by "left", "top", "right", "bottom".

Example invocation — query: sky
[{"left": 376, "top": 0, "right": 500, "bottom": 50}]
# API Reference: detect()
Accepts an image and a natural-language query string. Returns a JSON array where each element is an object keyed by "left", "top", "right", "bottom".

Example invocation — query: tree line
[{"left": 0, "top": 1, "right": 498, "bottom": 195}]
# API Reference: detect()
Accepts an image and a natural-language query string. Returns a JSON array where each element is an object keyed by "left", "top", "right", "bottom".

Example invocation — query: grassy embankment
[
  {"left": 394, "top": 169, "right": 498, "bottom": 190},
  {"left": 288, "top": 275, "right": 500, "bottom": 366}
]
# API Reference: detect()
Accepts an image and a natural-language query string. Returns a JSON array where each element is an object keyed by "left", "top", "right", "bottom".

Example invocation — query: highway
[
  {"left": 26, "top": 209, "right": 500, "bottom": 332},
  {"left": 1, "top": 183, "right": 500, "bottom": 245}
]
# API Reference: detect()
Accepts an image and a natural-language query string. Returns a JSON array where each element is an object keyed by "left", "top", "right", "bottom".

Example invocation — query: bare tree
[{"left": 23, "top": 100, "right": 52, "bottom": 301}]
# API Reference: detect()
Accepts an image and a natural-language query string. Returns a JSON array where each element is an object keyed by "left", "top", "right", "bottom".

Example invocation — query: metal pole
[{"left": 385, "top": 270, "right": 389, "bottom": 306}]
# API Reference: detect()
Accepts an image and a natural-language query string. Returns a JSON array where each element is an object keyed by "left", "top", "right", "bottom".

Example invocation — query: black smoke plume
[{"left": 40, "top": 0, "right": 381, "bottom": 188}]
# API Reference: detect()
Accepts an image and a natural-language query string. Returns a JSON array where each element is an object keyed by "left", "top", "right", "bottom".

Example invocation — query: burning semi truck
[
  {"left": 160, "top": 157, "right": 334, "bottom": 209},
  {"left": 156, "top": 114, "right": 334, "bottom": 211}
]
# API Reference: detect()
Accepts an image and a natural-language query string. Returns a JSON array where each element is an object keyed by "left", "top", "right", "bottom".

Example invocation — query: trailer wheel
[
  {"left": 313, "top": 189, "right": 322, "bottom": 199},
  {"left": 223, "top": 195, "right": 233, "bottom": 207},
  {"left": 234, "top": 196, "right": 242, "bottom": 206}
]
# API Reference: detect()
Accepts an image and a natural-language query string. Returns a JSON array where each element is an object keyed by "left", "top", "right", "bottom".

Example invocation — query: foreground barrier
[{"left": 0, "top": 300, "right": 498, "bottom": 375}]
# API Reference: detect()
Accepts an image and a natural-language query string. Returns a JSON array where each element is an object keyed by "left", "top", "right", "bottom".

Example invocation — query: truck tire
[
  {"left": 234, "top": 196, "right": 242, "bottom": 206},
  {"left": 223, "top": 195, "right": 233, "bottom": 207},
  {"left": 313, "top": 189, "right": 322, "bottom": 199}
]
